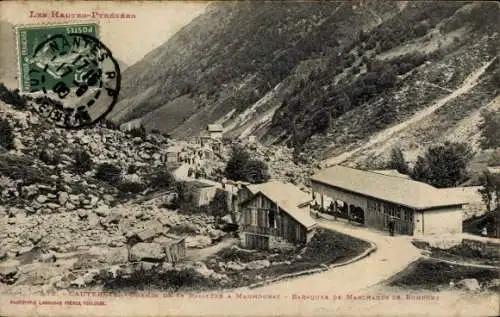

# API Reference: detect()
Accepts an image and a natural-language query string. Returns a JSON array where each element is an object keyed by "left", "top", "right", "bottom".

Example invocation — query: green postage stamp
[{"left": 16, "top": 23, "right": 99, "bottom": 93}]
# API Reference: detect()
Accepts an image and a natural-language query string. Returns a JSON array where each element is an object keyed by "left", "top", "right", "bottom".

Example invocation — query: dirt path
[
  {"left": 173, "top": 163, "right": 191, "bottom": 180},
  {"left": 322, "top": 58, "right": 496, "bottom": 167},
  {"left": 247, "top": 217, "right": 422, "bottom": 294},
  {"left": 185, "top": 237, "right": 239, "bottom": 261}
]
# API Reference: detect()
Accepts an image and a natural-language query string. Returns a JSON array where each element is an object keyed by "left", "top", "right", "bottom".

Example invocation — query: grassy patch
[
  {"left": 302, "top": 228, "right": 371, "bottom": 264},
  {"left": 209, "top": 228, "right": 371, "bottom": 288},
  {"left": 103, "top": 267, "right": 219, "bottom": 292},
  {"left": 389, "top": 258, "right": 500, "bottom": 290}
]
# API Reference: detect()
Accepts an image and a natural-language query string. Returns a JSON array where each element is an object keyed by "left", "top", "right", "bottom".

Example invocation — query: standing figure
[{"left": 388, "top": 217, "right": 395, "bottom": 236}]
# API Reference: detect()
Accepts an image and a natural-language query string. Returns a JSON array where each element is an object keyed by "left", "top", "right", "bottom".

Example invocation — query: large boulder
[
  {"left": 0, "top": 262, "right": 19, "bottom": 284},
  {"left": 95, "top": 204, "right": 110, "bottom": 217},
  {"left": 104, "top": 247, "right": 129, "bottom": 265},
  {"left": 134, "top": 228, "right": 157, "bottom": 243},
  {"left": 457, "top": 278, "right": 481, "bottom": 292},
  {"left": 129, "top": 243, "right": 165, "bottom": 262},
  {"left": 185, "top": 235, "right": 212, "bottom": 249},
  {"left": 246, "top": 259, "right": 271, "bottom": 270},
  {"left": 222, "top": 261, "right": 246, "bottom": 272},
  {"left": 36, "top": 195, "right": 48, "bottom": 204},
  {"left": 58, "top": 191, "right": 69, "bottom": 206}
]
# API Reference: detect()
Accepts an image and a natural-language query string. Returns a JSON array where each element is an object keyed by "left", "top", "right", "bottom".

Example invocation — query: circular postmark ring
[{"left": 31, "top": 33, "right": 121, "bottom": 129}]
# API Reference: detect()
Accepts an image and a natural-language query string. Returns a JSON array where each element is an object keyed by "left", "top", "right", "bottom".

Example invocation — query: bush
[
  {"left": 387, "top": 147, "right": 409, "bottom": 175},
  {"left": 38, "top": 149, "right": 61, "bottom": 165},
  {"left": 243, "top": 159, "right": 270, "bottom": 184},
  {"left": 74, "top": 150, "right": 93, "bottom": 174},
  {"left": 224, "top": 145, "right": 270, "bottom": 184},
  {"left": 0, "top": 153, "right": 55, "bottom": 186},
  {"left": 209, "top": 189, "right": 229, "bottom": 222},
  {"left": 127, "top": 125, "right": 147, "bottom": 139},
  {"left": 101, "top": 119, "right": 120, "bottom": 130},
  {"left": 0, "top": 119, "right": 14, "bottom": 150},
  {"left": 411, "top": 142, "right": 473, "bottom": 188},
  {"left": 95, "top": 163, "right": 122, "bottom": 184},
  {"left": 117, "top": 181, "right": 146, "bottom": 194},
  {"left": 171, "top": 181, "right": 196, "bottom": 210},
  {"left": 127, "top": 165, "right": 139, "bottom": 174},
  {"left": 150, "top": 170, "right": 175, "bottom": 189},
  {"left": 0, "top": 84, "right": 27, "bottom": 110},
  {"left": 478, "top": 109, "right": 500, "bottom": 149}
]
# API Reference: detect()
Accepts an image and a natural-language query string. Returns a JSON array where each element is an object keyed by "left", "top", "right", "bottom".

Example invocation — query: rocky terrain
[
  {"left": 109, "top": 1, "right": 498, "bottom": 169},
  {"left": 0, "top": 98, "right": 233, "bottom": 293}
]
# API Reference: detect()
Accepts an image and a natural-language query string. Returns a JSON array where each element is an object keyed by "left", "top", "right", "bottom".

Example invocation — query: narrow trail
[
  {"left": 185, "top": 237, "right": 239, "bottom": 261},
  {"left": 322, "top": 58, "right": 496, "bottom": 167}
]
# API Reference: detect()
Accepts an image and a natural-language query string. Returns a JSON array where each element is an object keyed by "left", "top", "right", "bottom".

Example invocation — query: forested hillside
[{"left": 110, "top": 1, "right": 499, "bottom": 165}]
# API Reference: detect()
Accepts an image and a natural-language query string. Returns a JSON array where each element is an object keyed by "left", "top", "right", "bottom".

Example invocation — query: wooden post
[
  {"left": 320, "top": 194, "right": 324, "bottom": 211},
  {"left": 347, "top": 204, "right": 351, "bottom": 222}
]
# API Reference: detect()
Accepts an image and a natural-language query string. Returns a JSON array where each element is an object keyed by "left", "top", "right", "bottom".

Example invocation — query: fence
[{"left": 164, "top": 237, "right": 186, "bottom": 262}]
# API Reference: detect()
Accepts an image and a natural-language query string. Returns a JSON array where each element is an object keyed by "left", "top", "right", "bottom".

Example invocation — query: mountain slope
[
  {"left": 110, "top": 1, "right": 499, "bottom": 166},
  {"left": 110, "top": 1, "right": 402, "bottom": 130}
]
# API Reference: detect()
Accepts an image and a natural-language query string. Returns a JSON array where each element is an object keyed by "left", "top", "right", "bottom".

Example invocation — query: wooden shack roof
[
  {"left": 243, "top": 181, "right": 316, "bottom": 229},
  {"left": 311, "top": 165, "right": 468, "bottom": 210}
]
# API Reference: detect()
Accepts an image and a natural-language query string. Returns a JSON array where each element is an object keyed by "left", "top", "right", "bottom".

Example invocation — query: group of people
[{"left": 310, "top": 197, "right": 398, "bottom": 237}]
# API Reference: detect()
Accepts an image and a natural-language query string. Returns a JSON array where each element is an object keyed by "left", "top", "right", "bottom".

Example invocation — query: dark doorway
[{"left": 351, "top": 206, "right": 365, "bottom": 225}]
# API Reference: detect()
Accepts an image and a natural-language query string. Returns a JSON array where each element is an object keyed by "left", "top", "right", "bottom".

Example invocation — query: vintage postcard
[{"left": 0, "top": 1, "right": 499, "bottom": 317}]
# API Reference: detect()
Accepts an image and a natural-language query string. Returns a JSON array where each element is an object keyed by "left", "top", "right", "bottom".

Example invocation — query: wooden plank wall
[
  {"left": 164, "top": 238, "right": 186, "bottom": 262},
  {"left": 241, "top": 193, "right": 308, "bottom": 244}
]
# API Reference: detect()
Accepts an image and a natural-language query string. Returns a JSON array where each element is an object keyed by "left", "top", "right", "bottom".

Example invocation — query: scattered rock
[
  {"left": 77, "top": 210, "right": 89, "bottom": 220},
  {"left": 222, "top": 261, "right": 246, "bottom": 271},
  {"left": 457, "top": 278, "right": 481, "bottom": 292},
  {"left": 58, "top": 191, "right": 69, "bottom": 205},
  {"left": 104, "top": 212, "right": 121, "bottom": 226},
  {"left": 28, "top": 231, "right": 44, "bottom": 245},
  {"left": 39, "top": 252, "right": 57, "bottom": 263},
  {"left": 95, "top": 204, "right": 110, "bottom": 217},
  {"left": 135, "top": 228, "right": 158, "bottom": 243},
  {"left": 36, "top": 195, "right": 48, "bottom": 204},
  {"left": 129, "top": 243, "right": 165, "bottom": 262},
  {"left": 0, "top": 263, "right": 19, "bottom": 284},
  {"left": 70, "top": 276, "right": 85, "bottom": 288},
  {"left": 89, "top": 195, "right": 99, "bottom": 206},
  {"left": 69, "top": 194, "right": 80, "bottom": 204},
  {"left": 485, "top": 279, "right": 500, "bottom": 290},
  {"left": 246, "top": 259, "right": 271, "bottom": 270},
  {"left": 157, "top": 215, "right": 173, "bottom": 227},
  {"left": 65, "top": 202, "right": 76, "bottom": 210}
]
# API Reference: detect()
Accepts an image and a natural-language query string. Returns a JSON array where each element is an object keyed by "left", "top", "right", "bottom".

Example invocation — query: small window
[{"left": 251, "top": 209, "right": 258, "bottom": 226}]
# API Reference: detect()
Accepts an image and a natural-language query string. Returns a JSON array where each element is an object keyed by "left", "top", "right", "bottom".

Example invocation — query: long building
[{"left": 311, "top": 165, "right": 468, "bottom": 236}]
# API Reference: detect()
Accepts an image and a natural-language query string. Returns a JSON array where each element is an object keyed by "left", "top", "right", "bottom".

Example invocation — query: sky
[{"left": 0, "top": 1, "right": 209, "bottom": 66}]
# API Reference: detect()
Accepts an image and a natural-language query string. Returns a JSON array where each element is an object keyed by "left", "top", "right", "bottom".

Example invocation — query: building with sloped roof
[
  {"left": 206, "top": 124, "right": 224, "bottom": 139},
  {"left": 239, "top": 181, "right": 317, "bottom": 250},
  {"left": 311, "top": 165, "right": 468, "bottom": 236}
]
